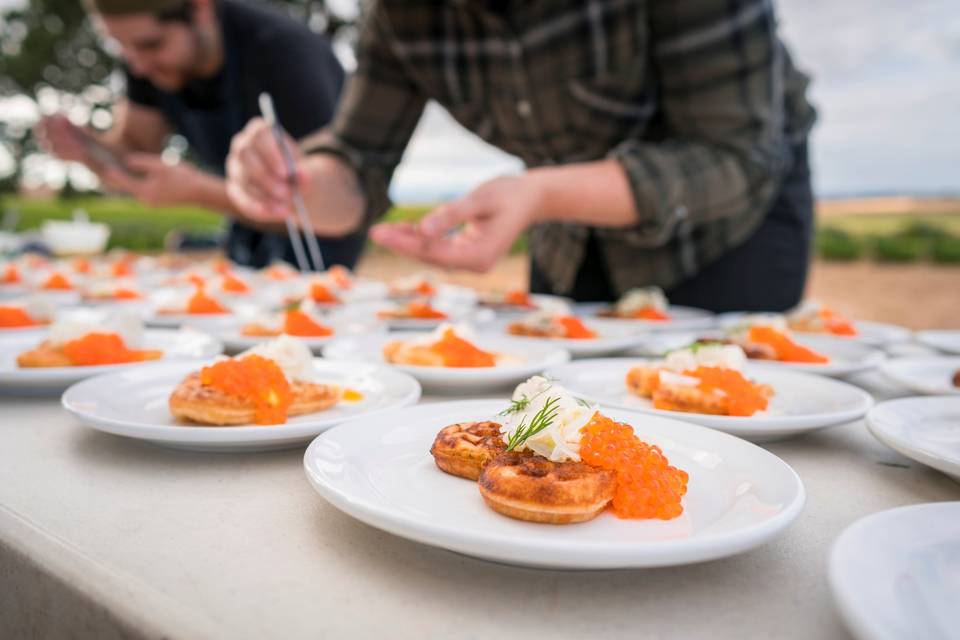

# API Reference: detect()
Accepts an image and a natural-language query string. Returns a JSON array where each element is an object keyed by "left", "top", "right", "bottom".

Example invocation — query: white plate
[
  {"left": 62, "top": 360, "right": 421, "bottom": 452},
  {"left": 323, "top": 332, "right": 570, "bottom": 393},
  {"left": 575, "top": 302, "right": 715, "bottom": 332},
  {"left": 218, "top": 321, "right": 387, "bottom": 355},
  {"left": 479, "top": 293, "right": 572, "bottom": 314},
  {"left": 493, "top": 317, "right": 649, "bottom": 358},
  {"left": 147, "top": 312, "right": 241, "bottom": 333},
  {"left": 303, "top": 400, "right": 805, "bottom": 569},
  {"left": 545, "top": 359, "right": 873, "bottom": 442},
  {"left": 878, "top": 357, "right": 960, "bottom": 396},
  {"left": 916, "top": 330, "right": 960, "bottom": 355},
  {"left": 718, "top": 313, "right": 911, "bottom": 347},
  {"left": 628, "top": 332, "right": 886, "bottom": 378},
  {"left": 867, "top": 397, "right": 960, "bottom": 481},
  {"left": 829, "top": 502, "right": 960, "bottom": 640},
  {"left": 0, "top": 329, "right": 223, "bottom": 392}
]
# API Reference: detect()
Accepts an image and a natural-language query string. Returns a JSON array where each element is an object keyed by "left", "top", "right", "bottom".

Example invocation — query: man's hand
[
  {"left": 225, "top": 117, "right": 366, "bottom": 236},
  {"left": 102, "top": 154, "right": 206, "bottom": 207},
  {"left": 370, "top": 175, "right": 544, "bottom": 272},
  {"left": 36, "top": 115, "right": 95, "bottom": 166}
]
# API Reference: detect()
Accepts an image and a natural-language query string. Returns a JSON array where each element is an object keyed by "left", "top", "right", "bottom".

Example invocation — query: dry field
[{"left": 357, "top": 251, "right": 960, "bottom": 331}]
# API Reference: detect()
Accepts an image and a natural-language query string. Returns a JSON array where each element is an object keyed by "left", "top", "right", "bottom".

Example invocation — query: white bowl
[{"left": 42, "top": 220, "right": 110, "bottom": 256}]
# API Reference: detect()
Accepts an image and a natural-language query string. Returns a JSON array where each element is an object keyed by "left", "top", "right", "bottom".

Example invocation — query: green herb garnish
[
  {"left": 505, "top": 396, "right": 561, "bottom": 452},
  {"left": 498, "top": 377, "right": 553, "bottom": 416}
]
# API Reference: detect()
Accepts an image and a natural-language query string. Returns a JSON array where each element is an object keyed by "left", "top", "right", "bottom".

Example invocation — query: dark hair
[{"left": 155, "top": 0, "right": 193, "bottom": 23}]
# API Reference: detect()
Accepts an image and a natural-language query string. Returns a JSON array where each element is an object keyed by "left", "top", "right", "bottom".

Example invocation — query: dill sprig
[
  {"left": 498, "top": 377, "right": 553, "bottom": 416},
  {"left": 505, "top": 396, "right": 561, "bottom": 452}
]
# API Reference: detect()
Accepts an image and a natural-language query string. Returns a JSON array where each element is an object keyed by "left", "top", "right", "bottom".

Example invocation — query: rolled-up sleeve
[
  {"left": 301, "top": 3, "right": 427, "bottom": 223},
  {"left": 608, "top": 0, "right": 791, "bottom": 248}
]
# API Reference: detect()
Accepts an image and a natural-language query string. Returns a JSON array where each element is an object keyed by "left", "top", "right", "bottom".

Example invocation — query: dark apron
[{"left": 161, "top": 39, "right": 365, "bottom": 270}]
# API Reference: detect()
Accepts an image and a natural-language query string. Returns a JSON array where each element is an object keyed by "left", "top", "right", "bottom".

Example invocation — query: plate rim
[
  {"left": 878, "top": 356, "right": 960, "bottom": 396},
  {"left": 866, "top": 396, "right": 960, "bottom": 478}
]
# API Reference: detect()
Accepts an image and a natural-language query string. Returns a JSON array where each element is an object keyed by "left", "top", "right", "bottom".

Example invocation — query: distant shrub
[
  {"left": 816, "top": 228, "right": 864, "bottom": 261},
  {"left": 899, "top": 221, "right": 950, "bottom": 241},
  {"left": 931, "top": 234, "right": 960, "bottom": 264},
  {"left": 873, "top": 235, "right": 927, "bottom": 263}
]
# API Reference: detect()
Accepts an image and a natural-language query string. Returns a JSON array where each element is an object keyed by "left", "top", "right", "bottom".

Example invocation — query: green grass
[{"left": 820, "top": 212, "right": 960, "bottom": 237}]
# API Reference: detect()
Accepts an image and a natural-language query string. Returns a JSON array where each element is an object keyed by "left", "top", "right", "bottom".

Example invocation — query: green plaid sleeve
[
  {"left": 300, "top": 4, "right": 427, "bottom": 223},
  {"left": 608, "top": 0, "right": 790, "bottom": 248}
]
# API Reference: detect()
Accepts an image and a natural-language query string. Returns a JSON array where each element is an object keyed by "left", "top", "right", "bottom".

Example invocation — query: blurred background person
[
  {"left": 225, "top": 0, "right": 815, "bottom": 311},
  {"left": 36, "top": 0, "right": 359, "bottom": 269}
]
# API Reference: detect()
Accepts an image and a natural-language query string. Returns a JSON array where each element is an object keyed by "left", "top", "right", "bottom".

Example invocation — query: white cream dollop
[
  {"left": 499, "top": 376, "right": 599, "bottom": 463},
  {"left": 408, "top": 322, "right": 473, "bottom": 347},
  {"left": 728, "top": 313, "right": 789, "bottom": 339},
  {"left": 240, "top": 335, "right": 314, "bottom": 380},
  {"left": 661, "top": 343, "right": 747, "bottom": 373},
  {"left": 615, "top": 286, "right": 668, "bottom": 314},
  {"left": 47, "top": 310, "right": 145, "bottom": 347}
]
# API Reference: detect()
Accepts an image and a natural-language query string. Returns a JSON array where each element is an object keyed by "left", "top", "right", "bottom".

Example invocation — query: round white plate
[
  {"left": 878, "top": 357, "right": 960, "bottom": 396},
  {"left": 867, "top": 397, "right": 960, "bottom": 481},
  {"left": 628, "top": 331, "right": 886, "bottom": 378},
  {"left": 545, "top": 358, "right": 873, "bottom": 442},
  {"left": 0, "top": 329, "right": 223, "bottom": 392},
  {"left": 718, "top": 313, "right": 911, "bottom": 347},
  {"left": 493, "top": 317, "right": 649, "bottom": 358},
  {"left": 479, "top": 293, "right": 572, "bottom": 314},
  {"left": 218, "top": 321, "right": 387, "bottom": 355},
  {"left": 147, "top": 312, "right": 241, "bottom": 333},
  {"left": 829, "top": 502, "right": 960, "bottom": 640},
  {"left": 915, "top": 330, "right": 960, "bottom": 355},
  {"left": 323, "top": 332, "right": 570, "bottom": 393},
  {"left": 62, "top": 359, "right": 421, "bottom": 452},
  {"left": 304, "top": 400, "right": 805, "bottom": 569},
  {"left": 575, "top": 302, "right": 715, "bottom": 332}
]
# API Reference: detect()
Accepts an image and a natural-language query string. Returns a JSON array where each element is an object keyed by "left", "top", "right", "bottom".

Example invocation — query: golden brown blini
[
  {"left": 430, "top": 421, "right": 506, "bottom": 480},
  {"left": 478, "top": 452, "right": 616, "bottom": 524}
]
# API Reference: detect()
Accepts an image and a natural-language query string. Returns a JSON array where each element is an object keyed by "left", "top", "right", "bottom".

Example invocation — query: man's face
[{"left": 98, "top": 12, "right": 201, "bottom": 91}]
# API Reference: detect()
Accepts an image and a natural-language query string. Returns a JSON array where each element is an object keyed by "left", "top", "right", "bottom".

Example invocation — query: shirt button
[{"left": 517, "top": 100, "right": 532, "bottom": 117}]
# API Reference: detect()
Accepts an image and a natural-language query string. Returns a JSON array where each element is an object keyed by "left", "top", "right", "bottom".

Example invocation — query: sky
[{"left": 1, "top": 0, "right": 958, "bottom": 201}]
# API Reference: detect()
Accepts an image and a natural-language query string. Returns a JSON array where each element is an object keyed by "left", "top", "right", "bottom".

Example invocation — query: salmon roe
[
  {"left": 282, "top": 310, "right": 334, "bottom": 337},
  {"left": 431, "top": 328, "right": 496, "bottom": 367},
  {"left": 557, "top": 315, "right": 597, "bottom": 339},
  {"left": 62, "top": 332, "right": 160, "bottom": 366},
  {"left": 748, "top": 326, "right": 828, "bottom": 363},
  {"left": 580, "top": 414, "right": 688, "bottom": 520},
  {"left": 414, "top": 281, "right": 436, "bottom": 297},
  {"left": 820, "top": 309, "right": 858, "bottom": 336},
  {"left": 220, "top": 273, "right": 250, "bottom": 294},
  {"left": 504, "top": 290, "right": 533, "bottom": 307},
  {"left": 686, "top": 366, "right": 769, "bottom": 417},
  {"left": 72, "top": 258, "right": 92, "bottom": 274},
  {"left": 113, "top": 288, "right": 142, "bottom": 300},
  {"left": 200, "top": 354, "right": 293, "bottom": 425},
  {"left": 42, "top": 272, "right": 72, "bottom": 290},
  {"left": 328, "top": 266, "right": 353, "bottom": 289},
  {"left": 3, "top": 264, "right": 20, "bottom": 284},
  {"left": 186, "top": 287, "right": 228, "bottom": 314},
  {"left": 310, "top": 283, "right": 341, "bottom": 304},
  {"left": 111, "top": 261, "right": 134, "bottom": 277},
  {"left": 405, "top": 301, "right": 447, "bottom": 319},
  {"left": 0, "top": 306, "right": 38, "bottom": 328},
  {"left": 633, "top": 307, "right": 670, "bottom": 321}
]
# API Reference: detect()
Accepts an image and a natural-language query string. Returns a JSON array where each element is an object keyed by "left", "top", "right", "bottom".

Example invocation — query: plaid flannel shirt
[{"left": 303, "top": 0, "right": 816, "bottom": 295}]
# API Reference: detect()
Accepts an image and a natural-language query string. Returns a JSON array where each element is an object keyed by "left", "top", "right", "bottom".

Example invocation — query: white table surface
[{"left": 1, "top": 359, "right": 958, "bottom": 639}]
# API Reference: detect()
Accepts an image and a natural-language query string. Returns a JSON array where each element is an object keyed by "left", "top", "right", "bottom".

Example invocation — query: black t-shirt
[{"left": 125, "top": 0, "right": 359, "bottom": 269}]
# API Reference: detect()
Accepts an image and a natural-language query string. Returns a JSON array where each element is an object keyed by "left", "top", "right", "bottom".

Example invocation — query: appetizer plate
[
  {"left": 218, "top": 321, "right": 387, "bottom": 355},
  {"left": 493, "top": 317, "right": 650, "bottom": 358},
  {"left": 0, "top": 329, "right": 223, "bottom": 392},
  {"left": 915, "top": 330, "right": 960, "bottom": 355},
  {"left": 62, "top": 360, "right": 421, "bottom": 452},
  {"left": 829, "top": 502, "right": 960, "bottom": 640},
  {"left": 545, "top": 359, "right": 873, "bottom": 442},
  {"left": 303, "top": 400, "right": 805, "bottom": 570},
  {"left": 147, "top": 312, "right": 241, "bottom": 333},
  {"left": 718, "top": 313, "right": 912, "bottom": 347},
  {"left": 575, "top": 302, "right": 715, "bottom": 332},
  {"left": 627, "top": 332, "right": 886, "bottom": 378},
  {"left": 867, "top": 397, "right": 960, "bottom": 481},
  {"left": 878, "top": 357, "right": 960, "bottom": 396},
  {"left": 323, "top": 333, "right": 570, "bottom": 393},
  {"left": 479, "top": 293, "right": 572, "bottom": 314}
]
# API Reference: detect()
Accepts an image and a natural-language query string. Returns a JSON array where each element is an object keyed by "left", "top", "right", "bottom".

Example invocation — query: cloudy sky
[{"left": 2, "top": 0, "right": 958, "bottom": 201}]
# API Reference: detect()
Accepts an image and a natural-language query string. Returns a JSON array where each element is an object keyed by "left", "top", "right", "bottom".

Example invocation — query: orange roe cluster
[
  {"left": 820, "top": 309, "right": 857, "bottom": 336},
  {"left": 632, "top": 307, "right": 669, "bottom": 321},
  {"left": 504, "top": 290, "right": 534, "bottom": 307},
  {"left": 405, "top": 300, "right": 447, "bottom": 319},
  {"left": 431, "top": 328, "right": 496, "bottom": 367},
  {"left": 111, "top": 260, "right": 134, "bottom": 278},
  {"left": 186, "top": 287, "right": 228, "bottom": 314},
  {"left": 2, "top": 264, "right": 21, "bottom": 284},
  {"left": 748, "top": 326, "right": 828, "bottom": 363},
  {"left": 200, "top": 354, "right": 292, "bottom": 425},
  {"left": 62, "top": 332, "right": 160, "bottom": 366},
  {"left": 0, "top": 306, "right": 38, "bottom": 328},
  {"left": 580, "top": 414, "right": 688, "bottom": 520},
  {"left": 220, "top": 273, "right": 250, "bottom": 294},
  {"left": 310, "top": 282, "right": 341, "bottom": 304},
  {"left": 42, "top": 272, "right": 72, "bottom": 290},
  {"left": 328, "top": 265, "right": 353, "bottom": 289},
  {"left": 688, "top": 366, "right": 769, "bottom": 416},
  {"left": 282, "top": 310, "right": 333, "bottom": 337},
  {"left": 72, "top": 258, "right": 93, "bottom": 274},
  {"left": 113, "top": 287, "right": 142, "bottom": 300},
  {"left": 557, "top": 315, "right": 597, "bottom": 339}
]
